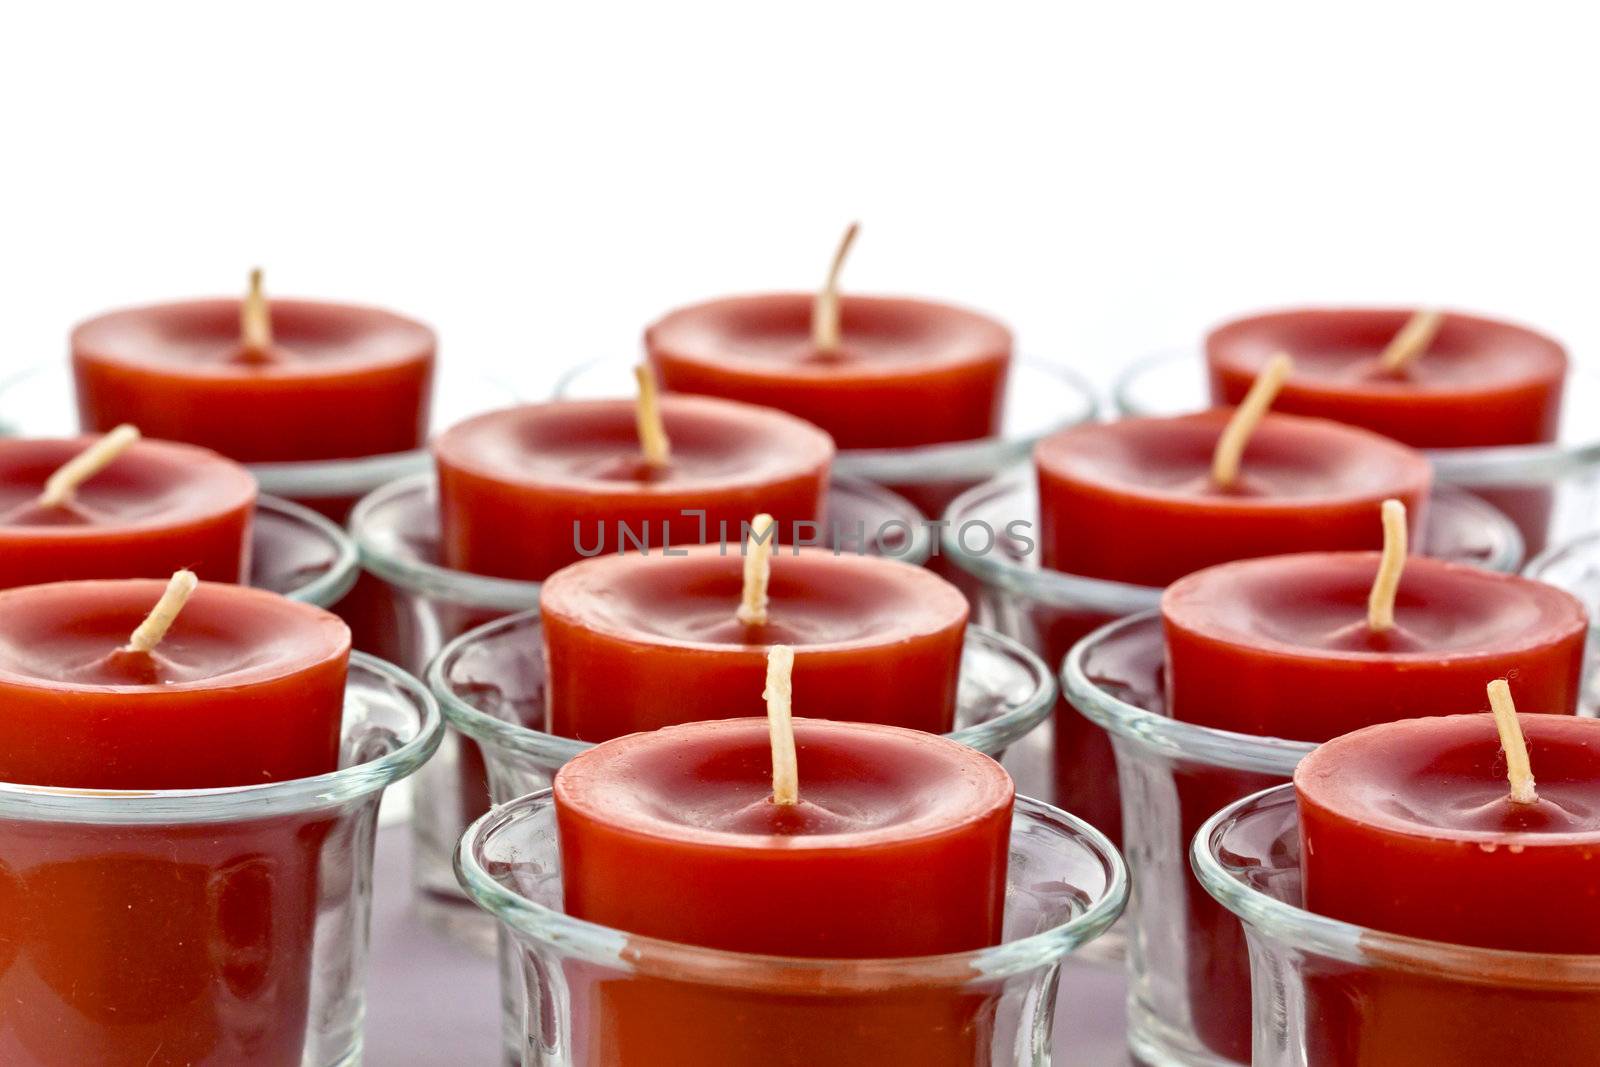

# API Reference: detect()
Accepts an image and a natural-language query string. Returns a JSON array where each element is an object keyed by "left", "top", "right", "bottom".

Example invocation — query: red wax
[
  {"left": 0, "top": 580, "right": 350, "bottom": 1066},
  {"left": 1161, "top": 556, "right": 1587, "bottom": 1060},
  {"left": 554, "top": 718, "right": 1011, "bottom": 1066},
  {"left": 436, "top": 397, "right": 834, "bottom": 581},
  {"left": 0, "top": 579, "right": 350, "bottom": 789},
  {"left": 1036, "top": 410, "right": 1433, "bottom": 586},
  {"left": 1294, "top": 714, "right": 1600, "bottom": 1064},
  {"left": 1163, "top": 553, "right": 1588, "bottom": 739},
  {"left": 73, "top": 298, "right": 436, "bottom": 463},
  {"left": 1206, "top": 308, "right": 1567, "bottom": 449},
  {"left": 0, "top": 435, "right": 256, "bottom": 589},
  {"left": 646, "top": 294, "right": 1012, "bottom": 449},
  {"left": 540, "top": 546, "right": 968, "bottom": 741}
]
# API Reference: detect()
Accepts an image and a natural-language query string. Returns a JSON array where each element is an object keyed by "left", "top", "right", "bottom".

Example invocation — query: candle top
[
  {"left": 0, "top": 579, "right": 350, "bottom": 692},
  {"left": 1296, "top": 714, "right": 1600, "bottom": 845},
  {"left": 0, "top": 436, "right": 256, "bottom": 533},
  {"left": 541, "top": 545, "right": 967, "bottom": 649},
  {"left": 556, "top": 718, "right": 1013, "bottom": 849},
  {"left": 646, "top": 293, "right": 1012, "bottom": 375},
  {"left": 1163, "top": 553, "right": 1588, "bottom": 659},
  {"left": 1035, "top": 409, "right": 1430, "bottom": 506},
  {"left": 435, "top": 396, "right": 835, "bottom": 494},
  {"left": 1208, "top": 308, "right": 1567, "bottom": 392},
  {"left": 72, "top": 298, "right": 436, "bottom": 379}
]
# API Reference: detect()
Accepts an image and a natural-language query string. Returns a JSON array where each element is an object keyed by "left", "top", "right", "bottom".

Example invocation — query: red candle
[
  {"left": 1206, "top": 308, "right": 1567, "bottom": 449},
  {"left": 540, "top": 542, "right": 968, "bottom": 742},
  {"left": 1158, "top": 512, "right": 1587, "bottom": 1060},
  {"left": 645, "top": 226, "right": 1011, "bottom": 450},
  {"left": 1293, "top": 706, "right": 1600, "bottom": 1064},
  {"left": 0, "top": 430, "right": 257, "bottom": 589},
  {"left": 554, "top": 690, "right": 1012, "bottom": 1066},
  {"left": 0, "top": 576, "right": 350, "bottom": 1067},
  {"left": 72, "top": 271, "right": 435, "bottom": 464},
  {"left": 436, "top": 394, "right": 833, "bottom": 582},
  {"left": 1037, "top": 410, "right": 1432, "bottom": 585}
]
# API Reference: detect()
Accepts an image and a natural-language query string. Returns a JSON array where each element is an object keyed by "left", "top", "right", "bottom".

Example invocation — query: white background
[{"left": 3, "top": 2, "right": 1595, "bottom": 406}]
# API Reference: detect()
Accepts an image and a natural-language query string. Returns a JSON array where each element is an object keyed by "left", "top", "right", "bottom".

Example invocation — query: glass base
[{"left": 1127, "top": 997, "right": 1240, "bottom": 1067}]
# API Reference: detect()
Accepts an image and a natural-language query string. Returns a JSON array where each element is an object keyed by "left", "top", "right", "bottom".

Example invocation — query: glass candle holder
[
  {"left": 0, "top": 359, "right": 519, "bottom": 523},
  {"left": 1523, "top": 532, "right": 1600, "bottom": 716},
  {"left": 0, "top": 652, "right": 441, "bottom": 1067},
  {"left": 552, "top": 355, "right": 1099, "bottom": 519},
  {"left": 1193, "top": 783, "right": 1600, "bottom": 1067},
  {"left": 349, "top": 471, "right": 933, "bottom": 939},
  {"left": 425, "top": 610, "right": 1053, "bottom": 952},
  {"left": 940, "top": 469, "right": 1522, "bottom": 840},
  {"left": 1114, "top": 348, "right": 1600, "bottom": 557},
  {"left": 1062, "top": 611, "right": 1313, "bottom": 1067},
  {"left": 457, "top": 788, "right": 1127, "bottom": 1067},
  {"left": 251, "top": 493, "right": 360, "bottom": 608}
]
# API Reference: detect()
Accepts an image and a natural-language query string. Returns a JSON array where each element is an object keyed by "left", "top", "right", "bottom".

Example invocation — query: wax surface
[
  {"left": 1035, "top": 409, "right": 1432, "bottom": 585},
  {"left": 1163, "top": 553, "right": 1588, "bottom": 739},
  {"left": 0, "top": 436, "right": 257, "bottom": 587},
  {"left": 556, "top": 717, "right": 1011, "bottom": 957},
  {"left": 1206, "top": 308, "right": 1567, "bottom": 448},
  {"left": 0, "top": 579, "right": 350, "bottom": 789},
  {"left": 435, "top": 397, "right": 833, "bottom": 581},
  {"left": 646, "top": 293, "right": 1011, "bottom": 449},
  {"left": 73, "top": 298, "right": 436, "bottom": 463},
  {"left": 540, "top": 546, "right": 968, "bottom": 740}
]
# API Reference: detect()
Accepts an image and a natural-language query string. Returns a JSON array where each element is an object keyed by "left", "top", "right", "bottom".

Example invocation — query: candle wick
[
  {"left": 811, "top": 221, "right": 860, "bottom": 354},
  {"left": 633, "top": 364, "right": 672, "bottom": 467},
  {"left": 736, "top": 513, "right": 776, "bottom": 626},
  {"left": 1378, "top": 309, "right": 1444, "bottom": 374},
  {"left": 37, "top": 424, "right": 141, "bottom": 509},
  {"left": 1211, "top": 352, "right": 1293, "bottom": 489},
  {"left": 124, "top": 570, "right": 200, "bottom": 656},
  {"left": 764, "top": 644, "right": 799, "bottom": 806},
  {"left": 1488, "top": 679, "right": 1539, "bottom": 805},
  {"left": 240, "top": 267, "right": 274, "bottom": 357},
  {"left": 1366, "top": 499, "right": 1408, "bottom": 633}
]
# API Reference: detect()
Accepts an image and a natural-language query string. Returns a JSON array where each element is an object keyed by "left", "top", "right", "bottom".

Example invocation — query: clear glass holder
[
  {"left": 457, "top": 789, "right": 1128, "bottom": 1067},
  {"left": 1193, "top": 783, "right": 1600, "bottom": 1067},
  {"left": 551, "top": 355, "right": 1100, "bottom": 517},
  {"left": 1061, "top": 611, "right": 1314, "bottom": 1067},
  {"left": 939, "top": 468, "right": 1522, "bottom": 842},
  {"left": 347, "top": 471, "right": 935, "bottom": 942},
  {"left": 1523, "top": 532, "right": 1600, "bottom": 716},
  {"left": 1113, "top": 348, "right": 1600, "bottom": 556},
  {"left": 0, "top": 652, "right": 442, "bottom": 1067},
  {"left": 251, "top": 492, "right": 360, "bottom": 608}
]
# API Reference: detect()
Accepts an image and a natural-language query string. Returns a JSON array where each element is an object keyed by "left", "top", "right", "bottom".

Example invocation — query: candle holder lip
[
  {"left": 550, "top": 355, "right": 1101, "bottom": 485},
  {"left": 0, "top": 651, "right": 442, "bottom": 825},
  {"left": 940, "top": 468, "right": 1526, "bottom": 613},
  {"left": 1191, "top": 782, "right": 1600, "bottom": 987},
  {"left": 1061, "top": 610, "right": 1315, "bottom": 776},
  {"left": 1114, "top": 347, "right": 1600, "bottom": 486},
  {"left": 455, "top": 789, "right": 1129, "bottom": 988},
  {"left": 425, "top": 609, "right": 1056, "bottom": 765},
  {"left": 1524, "top": 532, "right": 1600, "bottom": 637},
  {"left": 252, "top": 492, "right": 360, "bottom": 608},
  {"left": 350, "top": 472, "right": 934, "bottom": 612}
]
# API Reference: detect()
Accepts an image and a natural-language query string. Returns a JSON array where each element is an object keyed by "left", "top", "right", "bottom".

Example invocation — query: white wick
[
  {"left": 241, "top": 267, "right": 273, "bottom": 353},
  {"left": 764, "top": 644, "right": 799, "bottom": 806},
  {"left": 811, "top": 221, "right": 860, "bottom": 353},
  {"left": 125, "top": 570, "right": 200, "bottom": 655},
  {"left": 633, "top": 364, "right": 671, "bottom": 467},
  {"left": 736, "top": 513, "right": 776, "bottom": 626},
  {"left": 1212, "top": 352, "right": 1294, "bottom": 489},
  {"left": 1366, "top": 499, "right": 1408, "bottom": 633},
  {"left": 1487, "top": 678, "right": 1538, "bottom": 805},
  {"left": 38, "top": 425, "right": 141, "bottom": 509},
  {"left": 1378, "top": 309, "right": 1444, "bottom": 373}
]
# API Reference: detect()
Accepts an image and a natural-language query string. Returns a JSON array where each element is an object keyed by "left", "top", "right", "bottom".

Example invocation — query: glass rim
[
  {"left": 940, "top": 469, "right": 1525, "bottom": 612},
  {"left": 248, "top": 448, "right": 431, "bottom": 499},
  {"left": 1113, "top": 348, "right": 1600, "bottom": 485},
  {"left": 551, "top": 355, "right": 1102, "bottom": 485},
  {"left": 1060, "top": 610, "right": 1315, "bottom": 774},
  {"left": 1191, "top": 782, "right": 1600, "bottom": 985},
  {"left": 0, "top": 651, "right": 442, "bottom": 824},
  {"left": 350, "top": 472, "right": 935, "bottom": 612},
  {"left": 455, "top": 790, "right": 1128, "bottom": 989},
  {"left": 427, "top": 609, "right": 1057, "bottom": 764},
  {"left": 256, "top": 492, "right": 361, "bottom": 608}
]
